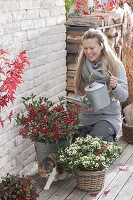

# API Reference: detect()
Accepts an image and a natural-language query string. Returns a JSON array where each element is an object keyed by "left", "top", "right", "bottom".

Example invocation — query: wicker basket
[
  {"left": 122, "top": 121, "right": 133, "bottom": 144},
  {"left": 75, "top": 169, "right": 106, "bottom": 192}
]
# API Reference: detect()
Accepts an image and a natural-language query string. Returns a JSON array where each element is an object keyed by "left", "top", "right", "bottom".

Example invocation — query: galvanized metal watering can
[{"left": 84, "top": 69, "right": 112, "bottom": 110}]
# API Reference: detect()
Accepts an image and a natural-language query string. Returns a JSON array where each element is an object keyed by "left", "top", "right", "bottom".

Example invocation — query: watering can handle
[{"left": 89, "top": 69, "right": 113, "bottom": 86}]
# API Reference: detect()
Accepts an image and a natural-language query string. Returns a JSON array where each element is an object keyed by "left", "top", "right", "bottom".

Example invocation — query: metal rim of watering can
[{"left": 88, "top": 69, "right": 113, "bottom": 88}]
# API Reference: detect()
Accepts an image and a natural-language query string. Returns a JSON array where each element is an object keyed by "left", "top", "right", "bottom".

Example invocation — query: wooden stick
[{"left": 97, "top": 23, "right": 123, "bottom": 30}]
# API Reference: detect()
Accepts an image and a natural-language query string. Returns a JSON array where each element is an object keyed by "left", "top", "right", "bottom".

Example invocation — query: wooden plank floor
[{"left": 34, "top": 138, "right": 133, "bottom": 200}]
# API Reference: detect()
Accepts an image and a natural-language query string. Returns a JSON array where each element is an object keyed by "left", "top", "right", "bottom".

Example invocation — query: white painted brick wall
[{"left": 0, "top": 0, "right": 66, "bottom": 178}]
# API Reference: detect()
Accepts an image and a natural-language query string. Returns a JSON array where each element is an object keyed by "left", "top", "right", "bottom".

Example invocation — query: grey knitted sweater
[{"left": 79, "top": 59, "right": 129, "bottom": 135}]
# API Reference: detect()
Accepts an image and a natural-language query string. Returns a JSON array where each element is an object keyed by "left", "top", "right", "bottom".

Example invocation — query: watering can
[{"left": 84, "top": 69, "right": 112, "bottom": 110}]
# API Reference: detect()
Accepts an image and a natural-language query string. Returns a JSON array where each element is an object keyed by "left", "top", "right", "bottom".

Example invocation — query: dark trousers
[{"left": 74, "top": 120, "right": 115, "bottom": 142}]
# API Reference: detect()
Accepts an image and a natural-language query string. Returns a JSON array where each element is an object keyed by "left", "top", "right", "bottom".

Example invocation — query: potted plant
[
  {"left": 0, "top": 173, "right": 38, "bottom": 200},
  {"left": 16, "top": 94, "right": 81, "bottom": 163},
  {"left": 58, "top": 135, "right": 122, "bottom": 192}
]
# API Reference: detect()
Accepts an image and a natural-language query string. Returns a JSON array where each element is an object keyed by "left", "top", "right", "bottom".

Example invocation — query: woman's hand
[
  {"left": 88, "top": 105, "right": 93, "bottom": 112},
  {"left": 109, "top": 76, "right": 118, "bottom": 90}
]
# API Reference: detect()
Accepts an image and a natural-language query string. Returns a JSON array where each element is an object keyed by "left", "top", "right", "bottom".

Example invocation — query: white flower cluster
[{"left": 59, "top": 135, "right": 122, "bottom": 171}]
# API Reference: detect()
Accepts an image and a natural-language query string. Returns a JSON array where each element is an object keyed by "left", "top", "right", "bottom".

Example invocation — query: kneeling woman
[{"left": 75, "top": 29, "right": 128, "bottom": 142}]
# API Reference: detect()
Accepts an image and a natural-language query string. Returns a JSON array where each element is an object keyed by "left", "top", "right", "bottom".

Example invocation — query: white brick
[
  {"left": 50, "top": 7, "right": 61, "bottom": 16},
  {"left": 20, "top": 0, "right": 33, "bottom": 10},
  {"left": 8, "top": 42, "right": 23, "bottom": 54},
  {"left": 9, "top": 0, "right": 20, "bottom": 11},
  {"left": 0, "top": 161, "right": 15, "bottom": 177},
  {"left": 27, "top": 29, "right": 39, "bottom": 40},
  {"left": 0, "top": 12, "right": 12, "bottom": 24},
  {"left": 12, "top": 10, "right": 26, "bottom": 21},
  {"left": 6, "top": 128, "right": 18, "bottom": 140},
  {"left": 8, "top": 145, "right": 24, "bottom": 161},
  {"left": 40, "top": 24, "right": 66, "bottom": 36},
  {"left": 47, "top": 50, "right": 66, "bottom": 62},
  {"left": 43, "top": 59, "right": 66, "bottom": 73},
  {"left": 44, "top": 0, "right": 55, "bottom": 8},
  {"left": 34, "top": 74, "right": 47, "bottom": 87},
  {"left": 22, "top": 153, "right": 36, "bottom": 168},
  {"left": 22, "top": 140, "right": 34, "bottom": 149},
  {"left": 0, "top": 26, "right": 4, "bottom": 35},
  {"left": 16, "top": 145, "right": 35, "bottom": 165},
  {"left": 47, "top": 33, "right": 66, "bottom": 44},
  {"left": 3, "top": 12, "right": 13, "bottom": 23},
  {"left": 32, "top": 0, "right": 44, "bottom": 9},
  {"left": 0, "top": 35, "right": 13, "bottom": 46},
  {"left": 3, "top": 22, "right": 21, "bottom": 34},
  {"left": 0, "top": 155, "right": 8, "bottom": 169},
  {"left": 55, "top": 0, "right": 65, "bottom": 7},
  {"left": 14, "top": 31, "right": 27, "bottom": 42},
  {"left": 37, "top": 35, "right": 47, "bottom": 46},
  {"left": 21, "top": 20, "right": 34, "bottom": 30},
  {"left": 22, "top": 39, "right": 38, "bottom": 50},
  {"left": 0, "top": 1, "right": 19, "bottom": 12},
  {"left": 0, "top": 134, "right": 7, "bottom": 146},
  {"left": 57, "top": 15, "right": 66, "bottom": 24},
  {"left": 61, "top": 6, "right": 66, "bottom": 14},
  {"left": 38, "top": 44, "right": 58, "bottom": 55},
  {"left": 29, "top": 55, "right": 47, "bottom": 69},
  {"left": 34, "top": 18, "right": 46, "bottom": 29},
  {"left": 26, "top": 9, "right": 39, "bottom": 19},
  {"left": 46, "top": 17, "right": 57, "bottom": 26},
  {"left": 0, "top": 139, "right": 16, "bottom": 158},
  {"left": 17, "top": 80, "right": 34, "bottom": 93},
  {"left": 40, "top": 9, "right": 50, "bottom": 18},
  {"left": 27, "top": 47, "right": 44, "bottom": 59}
]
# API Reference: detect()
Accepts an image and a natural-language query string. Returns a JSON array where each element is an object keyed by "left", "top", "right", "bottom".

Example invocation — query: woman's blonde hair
[{"left": 75, "top": 28, "right": 121, "bottom": 95}]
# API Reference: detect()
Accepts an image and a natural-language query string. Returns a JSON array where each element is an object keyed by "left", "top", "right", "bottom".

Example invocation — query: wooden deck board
[
  {"left": 35, "top": 139, "right": 133, "bottom": 200},
  {"left": 115, "top": 173, "right": 133, "bottom": 200}
]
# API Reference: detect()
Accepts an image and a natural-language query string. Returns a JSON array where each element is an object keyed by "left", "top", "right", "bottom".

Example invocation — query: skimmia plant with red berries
[
  {"left": 16, "top": 94, "right": 81, "bottom": 144},
  {"left": 0, "top": 174, "right": 38, "bottom": 200},
  {"left": 0, "top": 49, "right": 30, "bottom": 127}
]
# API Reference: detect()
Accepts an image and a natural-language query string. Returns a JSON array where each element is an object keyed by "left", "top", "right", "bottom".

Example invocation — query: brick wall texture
[{"left": 0, "top": 0, "right": 66, "bottom": 177}]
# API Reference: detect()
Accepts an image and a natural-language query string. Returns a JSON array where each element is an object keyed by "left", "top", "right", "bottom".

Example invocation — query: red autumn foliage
[{"left": 0, "top": 49, "right": 30, "bottom": 127}]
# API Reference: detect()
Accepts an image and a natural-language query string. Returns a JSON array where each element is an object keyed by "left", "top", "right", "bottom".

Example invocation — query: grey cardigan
[{"left": 79, "top": 62, "right": 129, "bottom": 135}]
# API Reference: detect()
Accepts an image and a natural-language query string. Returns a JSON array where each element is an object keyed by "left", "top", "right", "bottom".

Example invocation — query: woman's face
[{"left": 82, "top": 38, "right": 103, "bottom": 62}]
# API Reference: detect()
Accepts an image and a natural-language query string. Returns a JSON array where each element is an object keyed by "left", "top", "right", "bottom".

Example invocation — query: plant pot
[
  {"left": 35, "top": 140, "right": 70, "bottom": 164},
  {"left": 75, "top": 169, "right": 106, "bottom": 192}
]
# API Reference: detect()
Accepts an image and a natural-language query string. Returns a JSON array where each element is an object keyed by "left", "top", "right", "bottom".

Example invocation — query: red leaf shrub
[{"left": 0, "top": 49, "right": 30, "bottom": 126}]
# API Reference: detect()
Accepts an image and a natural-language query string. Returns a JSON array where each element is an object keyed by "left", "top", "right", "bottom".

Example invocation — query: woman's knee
[{"left": 89, "top": 121, "right": 115, "bottom": 142}]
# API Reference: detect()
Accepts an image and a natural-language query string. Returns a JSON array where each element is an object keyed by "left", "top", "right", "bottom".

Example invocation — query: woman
[{"left": 75, "top": 28, "right": 128, "bottom": 142}]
